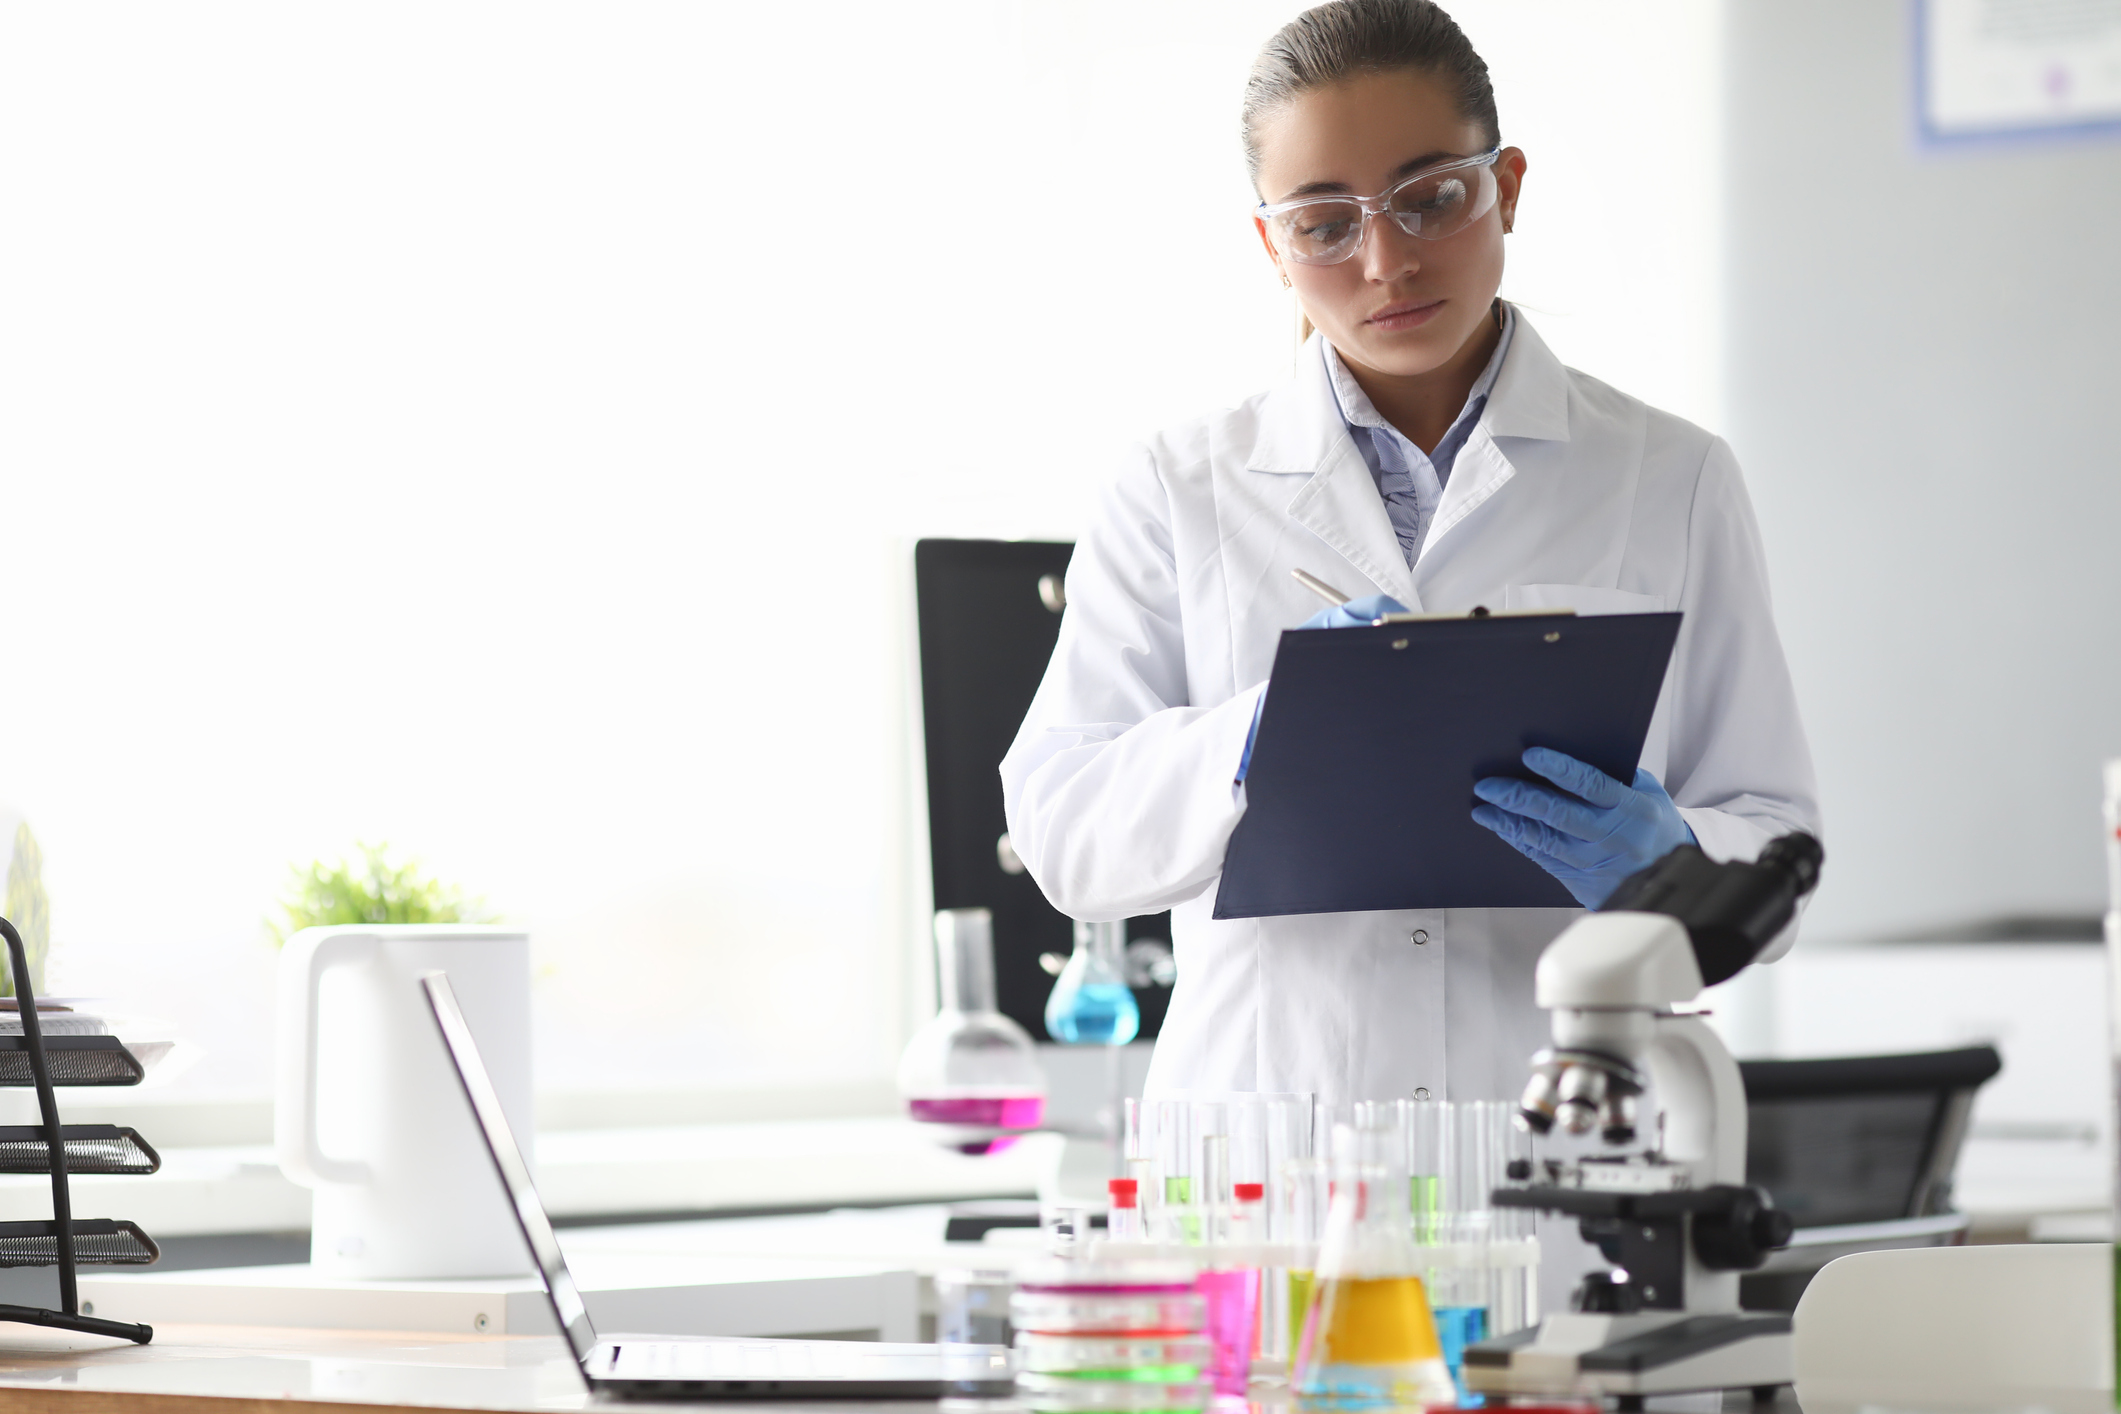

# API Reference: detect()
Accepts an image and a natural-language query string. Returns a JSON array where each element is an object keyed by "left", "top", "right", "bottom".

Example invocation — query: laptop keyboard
[
  {"left": 604, "top": 1341, "right": 864, "bottom": 1380},
  {"left": 599, "top": 1339, "right": 1012, "bottom": 1386}
]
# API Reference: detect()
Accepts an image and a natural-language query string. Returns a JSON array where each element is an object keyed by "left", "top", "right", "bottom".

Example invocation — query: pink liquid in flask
[{"left": 907, "top": 1095, "right": 1045, "bottom": 1128}]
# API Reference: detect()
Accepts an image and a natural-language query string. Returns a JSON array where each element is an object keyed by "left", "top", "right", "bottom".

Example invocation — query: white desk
[
  {"left": 0, "top": 1324, "right": 2062, "bottom": 1414},
  {"left": 0, "top": 1322, "right": 639, "bottom": 1414}
]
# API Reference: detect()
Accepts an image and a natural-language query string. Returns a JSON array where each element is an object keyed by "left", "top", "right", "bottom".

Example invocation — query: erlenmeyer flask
[
  {"left": 1044, "top": 919, "right": 1140, "bottom": 1045},
  {"left": 898, "top": 909, "right": 1045, "bottom": 1151},
  {"left": 1293, "top": 1123, "right": 1455, "bottom": 1409}
]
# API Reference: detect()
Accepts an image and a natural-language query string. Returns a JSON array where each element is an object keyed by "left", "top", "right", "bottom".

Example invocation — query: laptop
[{"left": 420, "top": 971, "right": 1014, "bottom": 1399}]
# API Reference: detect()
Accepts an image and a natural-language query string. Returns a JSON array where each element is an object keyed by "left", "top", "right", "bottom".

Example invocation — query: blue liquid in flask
[
  {"left": 1433, "top": 1306, "right": 1487, "bottom": 1390},
  {"left": 1045, "top": 982, "right": 1140, "bottom": 1045}
]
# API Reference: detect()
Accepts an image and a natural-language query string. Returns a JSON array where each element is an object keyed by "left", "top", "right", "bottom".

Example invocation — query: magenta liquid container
[
  {"left": 907, "top": 1096, "right": 1046, "bottom": 1128},
  {"left": 1195, "top": 1268, "right": 1260, "bottom": 1396},
  {"left": 898, "top": 909, "right": 1046, "bottom": 1140}
]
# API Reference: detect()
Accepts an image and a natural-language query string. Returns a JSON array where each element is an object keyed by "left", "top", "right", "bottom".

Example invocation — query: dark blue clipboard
[{"left": 1213, "top": 611, "right": 1683, "bottom": 918}]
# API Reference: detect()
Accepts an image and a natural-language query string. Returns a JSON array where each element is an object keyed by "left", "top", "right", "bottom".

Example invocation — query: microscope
[{"left": 1463, "top": 832, "right": 1823, "bottom": 1407}]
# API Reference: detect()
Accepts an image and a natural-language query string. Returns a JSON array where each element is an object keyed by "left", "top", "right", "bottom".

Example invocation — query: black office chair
[{"left": 1736, "top": 1044, "right": 2002, "bottom": 1311}]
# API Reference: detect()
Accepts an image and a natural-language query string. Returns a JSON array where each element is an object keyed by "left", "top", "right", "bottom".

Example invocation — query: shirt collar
[{"left": 1322, "top": 301, "right": 1517, "bottom": 439}]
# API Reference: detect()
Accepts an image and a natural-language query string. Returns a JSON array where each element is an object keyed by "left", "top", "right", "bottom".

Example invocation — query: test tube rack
[{"left": 0, "top": 915, "right": 159, "bottom": 1343}]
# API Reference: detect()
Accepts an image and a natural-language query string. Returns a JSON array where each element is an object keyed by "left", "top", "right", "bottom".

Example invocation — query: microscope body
[{"left": 1464, "top": 834, "right": 1822, "bottom": 1404}]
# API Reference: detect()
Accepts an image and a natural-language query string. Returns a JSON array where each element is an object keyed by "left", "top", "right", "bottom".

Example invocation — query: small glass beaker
[{"left": 936, "top": 1266, "right": 1017, "bottom": 1348}]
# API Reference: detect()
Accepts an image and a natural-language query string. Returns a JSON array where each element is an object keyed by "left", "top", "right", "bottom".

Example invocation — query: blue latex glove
[
  {"left": 1238, "top": 595, "right": 1411, "bottom": 784},
  {"left": 1470, "top": 746, "right": 1697, "bottom": 908},
  {"left": 1298, "top": 594, "right": 1408, "bottom": 630}
]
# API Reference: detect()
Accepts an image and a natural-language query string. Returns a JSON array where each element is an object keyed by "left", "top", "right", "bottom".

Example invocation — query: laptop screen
[{"left": 422, "top": 971, "right": 600, "bottom": 1365}]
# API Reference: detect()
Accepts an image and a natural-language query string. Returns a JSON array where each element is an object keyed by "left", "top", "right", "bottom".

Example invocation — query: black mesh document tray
[
  {"left": 0, "top": 917, "right": 161, "bottom": 1343},
  {"left": 0, "top": 1036, "right": 145, "bottom": 1087},
  {"left": 0, "top": 1219, "right": 160, "bottom": 1268},
  {"left": 0, "top": 1125, "right": 160, "bottom": 1176}
]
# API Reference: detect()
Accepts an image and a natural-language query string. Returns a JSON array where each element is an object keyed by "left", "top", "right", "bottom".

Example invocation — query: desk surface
[
  {"left": 0, "top": 1324, "right": 600, "bottom": 1414},
  {"left": 0, "top": 1323, "right": 2101, "bottom": 1414}
]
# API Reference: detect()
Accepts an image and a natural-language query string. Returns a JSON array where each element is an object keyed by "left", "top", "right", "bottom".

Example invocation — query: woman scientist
[{"left": 1000, "top": 0, "right": 1819, "bottom": 1106}]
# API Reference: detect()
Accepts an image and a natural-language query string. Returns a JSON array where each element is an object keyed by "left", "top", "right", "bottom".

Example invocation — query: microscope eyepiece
[
  {"left": 1597, "top": 831, "right": 1824, "bottom": 987},
  {"left": 1758, "top": 831, "right": 1823, "bottom": 896}
]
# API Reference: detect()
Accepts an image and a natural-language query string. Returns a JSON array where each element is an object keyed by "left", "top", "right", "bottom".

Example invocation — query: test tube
[
  {"left": 1400, "top": 1096, "right": 1446, "bottom": 1244},
  {"left": 1106, "top": 1177, "right": 1144, "bottom": 1243},
  {"left": 1199, "top": 1101, "right": 1232, "bottom": 1210},
  {"left": 1251, "top": 1093, "right": 1312, "bottom": 1377},
  {"left": 1280, "top": 1153, "right": 1329, "bottom": 1363},
  {"left": 1310, "top": 1100, "right": 1356, "bottom": 1164},
  {"left": 1124, "top": 1097, "right": 1160, "bottom": 1227},
  {"left": 1458, "top": 1099, "right": 1538, "bottom": 1339},
  {"left": 1251, "top": 1095, "right": 1312, "bottom": 1235},
  {"left": 1230, "top": 1096, "right": 1270, "bottom": 1196},
  {"left": 1422, "top": 1102, "right": 1472, "bottom": 1360},
  {"left": 1157, "top": 1098, "right": 1195, "bottom": 1207}
]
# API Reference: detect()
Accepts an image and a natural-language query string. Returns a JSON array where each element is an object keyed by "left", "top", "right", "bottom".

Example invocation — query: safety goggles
[{"left": 1255, "top": 147, "right": 1502, "bottom": 266}]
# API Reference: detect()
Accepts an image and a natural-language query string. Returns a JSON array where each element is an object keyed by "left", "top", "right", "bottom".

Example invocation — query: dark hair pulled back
[{"left": 1241, "top": 0, "right": 1500, "bottom": 186}]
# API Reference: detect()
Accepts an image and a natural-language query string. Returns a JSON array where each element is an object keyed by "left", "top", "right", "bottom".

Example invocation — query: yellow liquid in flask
[
  {"left": 1314, "top": 1275, "right": 1443, "bottom": 1364},
  {"left": 1295, "top": 1274, "right": 1455, "bottom": 1408}
]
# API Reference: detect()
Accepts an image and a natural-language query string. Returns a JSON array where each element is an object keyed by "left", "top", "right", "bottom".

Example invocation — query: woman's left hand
[{"left": 1471, "top": 747, "right": 1696, "bottom": 908}]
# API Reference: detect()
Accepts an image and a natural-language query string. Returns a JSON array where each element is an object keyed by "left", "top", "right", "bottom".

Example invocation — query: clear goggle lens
[{"left": 1263, "top": 156, "right": 1499, "bottom": 266}]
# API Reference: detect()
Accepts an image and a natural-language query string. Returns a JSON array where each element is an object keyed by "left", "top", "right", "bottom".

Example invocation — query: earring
[{"left": 1279, "top": 270, "right": 1292, "bottom": 289}]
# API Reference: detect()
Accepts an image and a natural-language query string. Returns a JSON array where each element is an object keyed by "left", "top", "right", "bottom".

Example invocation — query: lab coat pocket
[{"left": 1503, "top": 584, "right": 1673, "bottom": 780}]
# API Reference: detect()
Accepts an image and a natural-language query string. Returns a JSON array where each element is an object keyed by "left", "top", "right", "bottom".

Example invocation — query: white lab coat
[{"left": 1000, "top": 310, "right": 1819, "bottom": 1105}]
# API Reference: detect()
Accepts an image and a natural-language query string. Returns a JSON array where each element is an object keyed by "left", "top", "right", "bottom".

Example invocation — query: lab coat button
[
  {"left": 1409, "top": 928, "right": 1429, "bottom": 945},
  {"left": 1414, "top": 1087, "right": 1431, "bottom": 1100}
]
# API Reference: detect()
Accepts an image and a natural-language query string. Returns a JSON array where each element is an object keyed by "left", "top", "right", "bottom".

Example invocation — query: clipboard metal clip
[
  {"left": 1288, "top": 571, "right": 1576, "bottom": 626},
  {"left": 1373, "top": 606, "right": 1578, "bottom": 624}
]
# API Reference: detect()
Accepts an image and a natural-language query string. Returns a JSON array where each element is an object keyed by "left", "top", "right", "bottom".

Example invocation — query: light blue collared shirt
[
  {"left": 1236, "top": 307, "right": 1520, "bottom": 787},
  {"left": 1324, "top": 303, "right": 1516, "bottom": 567}
]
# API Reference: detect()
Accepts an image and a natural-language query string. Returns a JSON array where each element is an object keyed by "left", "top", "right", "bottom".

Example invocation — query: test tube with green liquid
[
  {"left": 1399, "top": 1096, "right": 1446, "bottom": 1244},
  {"left": 1157, "top": 1098, "right": 1193, "bottom": 1205},
  {"left": 1282, "top": 1154, "right": 1327, "bottom": 1355}
]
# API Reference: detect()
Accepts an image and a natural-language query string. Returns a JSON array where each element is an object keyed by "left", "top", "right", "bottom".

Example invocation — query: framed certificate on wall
[{"left": 1919, "top": 0, "right": 2121, "bottom": 143}]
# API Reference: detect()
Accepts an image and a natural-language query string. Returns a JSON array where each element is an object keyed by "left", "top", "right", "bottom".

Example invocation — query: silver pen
[{"left": 1291, "top": 568, "right": 1351, "bottom": 606}]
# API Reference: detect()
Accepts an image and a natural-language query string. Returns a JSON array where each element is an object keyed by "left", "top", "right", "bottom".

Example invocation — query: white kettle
[{"left": 275, "top": 925, "right": 534, "bottom": 1279}]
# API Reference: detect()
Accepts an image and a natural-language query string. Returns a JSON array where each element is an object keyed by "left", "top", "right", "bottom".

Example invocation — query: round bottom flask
[{"left": 898, "top": 908, "right": 1046, "bottom": 1152}]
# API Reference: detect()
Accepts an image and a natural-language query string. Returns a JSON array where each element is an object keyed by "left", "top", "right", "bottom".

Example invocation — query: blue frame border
[{"left": 1912, "top": 0, "right": 2121, "bottom": 152}]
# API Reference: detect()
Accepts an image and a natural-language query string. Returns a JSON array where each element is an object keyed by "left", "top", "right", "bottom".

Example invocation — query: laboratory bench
[
  {"left": 0, "top": 1324, "right": 2096, "bottom": 1414},
  {"left": 0, "top": 1215, "right": 2102, "bottom": 1414}
]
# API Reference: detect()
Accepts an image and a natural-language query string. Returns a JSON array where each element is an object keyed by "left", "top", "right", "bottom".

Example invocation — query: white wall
[
  {"left": 1723, "top": 0, "right": 2121, "bottom": 940},
  {"left": 1456, "top": 0, "right": 1725, "bottom": 430}
]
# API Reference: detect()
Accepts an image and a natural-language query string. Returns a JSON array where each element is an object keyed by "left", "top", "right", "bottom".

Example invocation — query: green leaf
[{"left": 268, "top": 842, "right": 493, "bottom": 946}]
